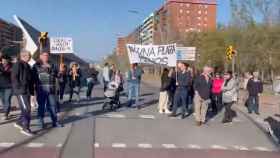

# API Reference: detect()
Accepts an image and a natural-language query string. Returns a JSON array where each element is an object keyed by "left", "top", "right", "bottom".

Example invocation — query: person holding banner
[
  {"left": 158, "top": 68, "right": 172, "bottom": 114},
  {"left": 57, "top": 64, "right": 68, "bottom": 104},
  {"left": 32, "top": 51, "right": 62, "bottom": 129},
  {"left": 169, "top": 62, "right": 192, "bottom": 119}
]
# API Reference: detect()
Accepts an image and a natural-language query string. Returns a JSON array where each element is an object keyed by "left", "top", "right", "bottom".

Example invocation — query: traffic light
[{"left": 226, "top": 45, "right": 236, "bottom": 61}]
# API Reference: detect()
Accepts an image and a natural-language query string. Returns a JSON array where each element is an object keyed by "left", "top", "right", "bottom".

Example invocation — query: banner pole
[{"left": 60, "top": 53, "right": 64, "bottom": 65}]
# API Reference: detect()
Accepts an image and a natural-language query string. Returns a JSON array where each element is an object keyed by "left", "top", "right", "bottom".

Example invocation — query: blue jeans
[
  {"left": 248, "top": 96, "right": 259, "bottom": 114},
  {"left": 128, "top": 83, "right": 139, "bottom": 106},
  {"left": 0, "top": 88, "right": 12, "bottom": 116},
  {"left": 37, "top": 90, "right": 58, "bottom": 126},
  {"left": 17, "top": 95, "right": 31, "bottom": 129},
  {"left": 172, "top": 88, "right": 188, "bottom": 115}
]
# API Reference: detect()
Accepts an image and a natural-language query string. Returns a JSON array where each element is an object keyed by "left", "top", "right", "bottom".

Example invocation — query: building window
[
  {"left": 205, "top": 11, "right": 208, "bottom": 15},
  {"left": 197, "top": 17, "right": 201, "bottom": 20},
  {"left": 180, "top": 3, "right": 183, "bottom": 7},
  {"left": 180, "top": 9, "right": 183, "bottom": 14},
  {"left": 204, "top": 5, "right": 208, "bottom": 9},
  {"left": 186, "top": 10, "right": 190, "bottom": 14},
  {"left": 204, "top": 24, "right": 208, "bottom": 27},
  {"left": 198, "top": 23, "right": 201, "bottom": 26},
  {"left": 198, "top": 10, "right": 201, "bottom": 14},
  {"left": 204, "top": 17, "right": 208, "bottom": 21},
  {"left": 186, "top": 3, "right": 190, "bottom": 7}
]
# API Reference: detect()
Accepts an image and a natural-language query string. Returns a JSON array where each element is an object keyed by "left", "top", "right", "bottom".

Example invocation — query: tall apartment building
[
  {"left": 154, "top": 0, "right": 216, "bottom": 44},
  {"left": 0, "top": 18, "right": 22, "bottom": 52},
  {"left": 116, "top": 0, "right": 217, "bottom": 56}
]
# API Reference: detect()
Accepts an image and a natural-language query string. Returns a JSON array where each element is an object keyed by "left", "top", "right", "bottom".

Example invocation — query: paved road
[{"left": 0, "top": 83, "right": 279, "bottom": 158}]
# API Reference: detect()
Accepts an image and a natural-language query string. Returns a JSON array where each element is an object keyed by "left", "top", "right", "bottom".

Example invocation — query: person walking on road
[
  {"left": 86, "top": 64, "right": 99, "bottom": 100},
  {"left": 127, "top": 63, "right": 142, "bottom": 109},
  {"left": 247, "top": 71, "right": 263, "bottom": 115},
  {"left": 158, "top": 68, "right": 172, "bottom": 114},
  {"left": 11, "top": 50, "right": 34, "bottom": 136},
  {"left": 193, "top": 66, "right": 212, "bottom": 126},
  {"left": 0, "top": 54, "right": 13, "bottom": 120},
  {"left": 167, "top": 68, "right": 176, "bottom": 111},
  {"left": 243, "top": 72, "right": 253, "bottom": 110},
  {"left": 169, "top": 62, "right": 192, "bottom": 119},
  {"left": 32, "top": 51, "right": 62, "bottom": 129},
  {"left": 57, "top": 63, "right": 67, "bottom": 104},
  {"left": 69, "top": 62, "right": 82, "bottom": 102},
  {"left": 211, "top": 73, "right": 224, "bottom": 114},
  {"left": 222, "top": 71, "right": 237, "bottom": 124},
  {"left": 102, "top": 63, "right": 111, "bottom": 92}
]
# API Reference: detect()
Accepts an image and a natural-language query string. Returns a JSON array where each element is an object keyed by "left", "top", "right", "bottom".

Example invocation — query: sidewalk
[{"left": 236, "top": 90, "right": 280, "bottom": 145}]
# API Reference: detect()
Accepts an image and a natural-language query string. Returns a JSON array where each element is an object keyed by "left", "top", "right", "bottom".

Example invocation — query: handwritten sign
[
  {"left": 126, "top": 44, "right": 177, "bottom": 67},
  {"left": 50, "top": 37, "right": 73, "bottom": 54}
]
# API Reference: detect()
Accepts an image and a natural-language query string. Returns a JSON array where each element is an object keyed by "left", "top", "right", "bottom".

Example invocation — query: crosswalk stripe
[
  {"left": 233, "top": 145, "right": 249, "bottom": 151},
  {"left": 211, "top": 145, "right": 228, "bottom": 150},
  {"left": 94, "top": 143, "right": 100, "bottom": 148},
  {"left": 139, "top": 115, "right": 155, "bottom": 119},
  {"left": 112, "top": 143, "right": 127, "bottom": 148},
  {"left": 253, "top": 147, "right": 272, "bottom": 152},
  {"left": 26, "top": 143, "right": 44, "bottom": 148},
  {"left": 104, "top": 114, "right": 126, "bottom": 118},
  {"left": 162, "top": 144, "right": 177, "bottom": 149},
  {"left": 138, "top": 143, "right": 152, "bottom": 148},
  {"left": 187, "top": 144, "right": 202, "bottom": 149},
  {"left": 0, "top": 142, "right": 15, "bottom": 148}
]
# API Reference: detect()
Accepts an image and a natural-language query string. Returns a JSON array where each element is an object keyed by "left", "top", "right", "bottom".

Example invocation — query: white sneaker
[
  {"left": 20, "top": 129, "right": 34, "bottom": 137},
  {"left": 165, "top": 110, "right": 172, "bottom": 114},
  {"left": 159, "top": 111, "right": 164, "bottom": 114},
  {"left": 14, "top": 123, "right": 23, "bottom": 130}
]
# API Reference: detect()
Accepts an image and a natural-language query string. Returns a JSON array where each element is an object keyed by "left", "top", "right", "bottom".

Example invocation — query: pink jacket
[{"left": 212, "top": 78, "right": 224, "bottom": 94}]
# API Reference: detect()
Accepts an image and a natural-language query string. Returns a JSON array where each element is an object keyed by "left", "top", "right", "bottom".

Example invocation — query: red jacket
[{"left": 212, "top": 78, "right": 224, "bottom": 94}]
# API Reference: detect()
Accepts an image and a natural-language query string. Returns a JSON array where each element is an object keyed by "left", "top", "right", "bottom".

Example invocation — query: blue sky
[{"left": 1, "top": 0, "right": 230, "bottom": 60}]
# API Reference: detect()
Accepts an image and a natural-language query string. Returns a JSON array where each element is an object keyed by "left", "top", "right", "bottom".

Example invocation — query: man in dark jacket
[
  {"left": 11, "top": 50, "right": 34, "bottom": 136},
  {"left": 86, "top": 64, "right": 99, "bottom": 99},
  {"left": 169, "top": 62, "right": 192, "bottom": 119},
  {"left": 193, "top": 66, "right": 212, "bottom": 126},
  {"left": 247, "top": 71, "right": 263, "bottom": 115},
  {"left": 0, "top": 54, "right": 13, "bottom": 120},
  {"left": 32, "top": 51, "right": 61, "bottom": 129}
]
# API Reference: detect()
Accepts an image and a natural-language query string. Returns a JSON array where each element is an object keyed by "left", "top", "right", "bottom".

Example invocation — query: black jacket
[
  {"left": 69, "top": 69, "right": 82, "bottom": 87},
  {"left": 0, "top": 63, "right": 12, "bottom": 89},
  {"left": 88, "top": 68, "right": 99, "bottom": 83},
  {"left": 194, "top": 74, "right": 212, "bottom": 100},
  {"left": 177, "top": 71, "right": 192, "bottom": 90},
  {"left": 160, "top": 74, "right": 171, "bottom": 92},
  {"left": 11, "top": 61, "right": 34, "bottom": 95},
  {"left": 247, "top": 79, "right": 263, "bottom": 96},
  {"left": 32, "top": 61, "right": 58, "bottom": 94}
]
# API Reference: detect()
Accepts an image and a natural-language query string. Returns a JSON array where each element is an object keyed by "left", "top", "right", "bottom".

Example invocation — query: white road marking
[
  {"left": 253, "top": 147, "right": 272, "bottom": 152},
  {"left": 187, "top": 144, "right": 202, "bottom": 149},
  {"left": 94, "top": 143, "right": 100, "bottom": 148},
  {"left": 0, "top": 142, "right": 15, "bottom": 148},
  {"left": 162, "top": 144, "right": 177, "bottom": 149},
  {"left": 26, "top": 143, "right": 44, "bottom": 148},
  {"left": 104, "top": 114, "right": 126, "bottom": 118},
  {"left": 211, "top": 145, "right": 228, "bottom": 150},
  {"left": 56, "top": 143, "right": 63, "bottom": 148},
  {"left": 138, "top": 143, "right": 152, "bottom": 148},
  {"left": 233, "top": 118, "right": 243, "bottom": 122},
  {"left": 75, "top": 113, "right": 81, "bottom": 116},
  {"left": 139, "top": 115, "right": 155, "bottom": 119},
  {"left": 233, "top": 145, "right": 249, "bottom": 151},
  {"left": 112, "top": 143, "right": 127, "bottom": 148}
]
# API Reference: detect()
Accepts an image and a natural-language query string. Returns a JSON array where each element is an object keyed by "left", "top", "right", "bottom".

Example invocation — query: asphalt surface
[{"left": 0, "top": 83, "right": 279, "bottom": 158}]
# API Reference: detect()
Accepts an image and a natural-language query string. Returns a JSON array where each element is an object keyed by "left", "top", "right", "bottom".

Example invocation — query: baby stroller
[{"left": 102, "top": 81, "right": 121, "bottom": 110}]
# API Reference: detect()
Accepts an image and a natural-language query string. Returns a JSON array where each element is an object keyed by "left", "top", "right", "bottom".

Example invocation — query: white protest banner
[
  {"left": 126, "top": 44, "right": 177, "bottom": 67},
  {"left": 176, "top": 47, "right": 196, "bottom": 61},
  {"left": 50, "top": 37, "right": 73, "bottom": 54}
]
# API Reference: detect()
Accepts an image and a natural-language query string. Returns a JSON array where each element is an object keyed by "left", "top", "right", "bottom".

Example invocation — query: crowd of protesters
[{"left": 157, "top": 61, "right": 263, "bottom": 126}]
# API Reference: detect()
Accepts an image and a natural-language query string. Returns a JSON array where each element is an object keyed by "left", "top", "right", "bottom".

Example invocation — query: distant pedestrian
[
  {"left": 102, "top": 63, "right": 110, "bottom": 92},
  {"left": 69, "top": 62, "right": 82, "bottom": 102},
  {"left": 169, "top": 62, "right": 192, "bottom": 119},
  {"left": 222, "top": 71, "right": 237, "bottom": 124},
  {"left": 0, "top": 54, "right": 13, "bottom": 120},
  {"left": 243, "top": 72, "right": 253, "bottom": 109},
  {"left": 57, "top": 64, "right": 68, "bottom": 104},
  {"left": 193, "top": 66, "right": 212, "bottom": 126},
  {"left": 167, "top": 68, "right": 176, "bottom": 111},
  {"left": 86, "top": 64, "right": 99, "bottom": 100},
  {"left": 32, "top": 51, "right": 62, "bottom": 129},
  {"left": 11, "top": 50, "right": 34, "bottom": 136},
  {"left": 158, "top": 68, "right": 172, "bottom": 114},
  {"left": 126, "top": 64, "right": 142, "bottom": 108},
  {"left": 247, "top": 71, "right": 263, "bottom": 115},
  {"left": 211, "top": 72, "right": 224, "bottom": 113}
]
